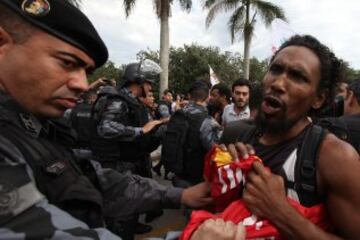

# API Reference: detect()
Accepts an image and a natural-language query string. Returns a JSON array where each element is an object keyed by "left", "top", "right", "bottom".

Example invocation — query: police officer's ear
[
  {"left": 347, "top": 90, "right": 357, "bottom": 107},
  {"left": 0, "top": 26, "right": 13, "bottom": 57},
  {"left": 312, "top": 90, "right": 328, "bottom": 110}
]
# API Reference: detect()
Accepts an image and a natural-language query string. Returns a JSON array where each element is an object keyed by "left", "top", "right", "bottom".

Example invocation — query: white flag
[
  {"left": 270, "top": 18, "right": 296, "bottom": 54},
  {"left": 209, "top": 65, "right": 220, "bottom": 86}
]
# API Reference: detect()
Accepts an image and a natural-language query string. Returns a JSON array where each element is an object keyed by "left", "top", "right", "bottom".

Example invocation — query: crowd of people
[{"left": 0, "top": 1, "right": 360, "bottom": 240}]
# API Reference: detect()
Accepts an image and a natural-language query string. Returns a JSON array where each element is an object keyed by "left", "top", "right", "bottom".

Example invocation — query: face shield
[
  {"left": 139, "top": 59, "right": 162, "bottom": 83},
  {"left": 139, "top": 59, "right": 162, "bottom": 97}
]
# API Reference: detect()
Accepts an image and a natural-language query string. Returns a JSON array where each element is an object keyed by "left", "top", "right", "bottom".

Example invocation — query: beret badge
[{"left": 21, "top": 0, "right": 50, "bottom": 17}]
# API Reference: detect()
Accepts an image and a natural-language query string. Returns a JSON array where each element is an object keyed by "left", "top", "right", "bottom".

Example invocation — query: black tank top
[{"left": 250, "top": 126, "right": 309, "bottom": 175}]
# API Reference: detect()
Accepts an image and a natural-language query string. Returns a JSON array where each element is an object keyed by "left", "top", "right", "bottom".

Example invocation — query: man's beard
[
  {"left": 255, "top": 103, "right": 302, "bottom": 135},
  {"left": 235, "top": 101, "right": 247, "bottom": 109}
]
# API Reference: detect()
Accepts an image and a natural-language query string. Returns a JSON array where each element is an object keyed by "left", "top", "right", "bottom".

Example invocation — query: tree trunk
[
  {"left": 243, "top": 0, "right": 251, "bottom": 80},
  {"left": 159, "top": 0, "right": 170, "bottom": 95},
  {"left": 243, "top": 32, "right": 252, "bottom": 80}
]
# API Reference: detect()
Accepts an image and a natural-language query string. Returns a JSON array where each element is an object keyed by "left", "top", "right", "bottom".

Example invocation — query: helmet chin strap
[{"left": 141, "top": 85, "right": 147, "bottom": 98}]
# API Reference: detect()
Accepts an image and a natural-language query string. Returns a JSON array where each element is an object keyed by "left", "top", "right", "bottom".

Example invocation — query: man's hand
[
  {"left": 142, "top": 120, "right": 163, "bottom": 134},
  {"left": 220, "top": 142, "right": 255, "bottom": 161},
  {"left": 180, "top": 100, "right": 189, "bottom": 108},
  {"left": 243, "top": 161, "right": 289, "bottom": 220},
  {"left": 191, "top": 219, "right": 246, "bottom": 240},
  {"left": 88, "top": 77, "right": 107, "bottom": 89},
  {"left": 181, "top": 182, "right": 213, "bottom": 208},
  {"left": 160, "top": 117, "right": 170, "bottom": 124}
]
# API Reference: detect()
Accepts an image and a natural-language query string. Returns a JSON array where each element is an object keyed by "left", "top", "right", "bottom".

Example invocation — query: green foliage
[
  {"left": 249, "top": 57, "right": 268, "bottom": 83},
  {"left": 88, "top": 61, "right": 123, "bottom": 83},
  {"left": 343, "top": 62, "right": 360, "bottom": 83},
  {"left": 137, "top": 44, "right": 247, "bottom": 95},
  {"left": 139, "top": 44, "right": 241, "bottom": 94},
  {"left": 87, "top": 47, "right": 269, "bottom": 100}
]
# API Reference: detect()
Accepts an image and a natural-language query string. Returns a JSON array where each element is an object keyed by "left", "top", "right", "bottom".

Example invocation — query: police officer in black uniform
[
  {"left": 91, "top": 60, "right": 166, "bottom": 236},
  {"left": 0, "top": 1, "right": 212, "bottom": 239},
  {"left": 92, "top": 60, "right": 164, "bottom": 176},
  {"left": 163, "top": 80, "right": 222, "bottom": 187},
  {"left": 68, "top": 89, "right": 97, "bottom": 149}
]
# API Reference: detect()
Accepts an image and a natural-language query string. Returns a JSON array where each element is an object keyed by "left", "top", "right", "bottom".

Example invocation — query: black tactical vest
[
  {"left": 91, "top": 89, "right": 149, "bottom": 164},
  {"left": 70, "top": 102, "right": 93, "bottom": 149},
  {"left": 0, "top": 104, "right": 104, "bottom": 228},
  {"left": 180, "top": 111, "right": 209, "bottom": 183}
]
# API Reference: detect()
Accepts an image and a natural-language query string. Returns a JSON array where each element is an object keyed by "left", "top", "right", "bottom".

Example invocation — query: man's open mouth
[{"left": 262, "top": 96, "right": 284, "bottom": 115}]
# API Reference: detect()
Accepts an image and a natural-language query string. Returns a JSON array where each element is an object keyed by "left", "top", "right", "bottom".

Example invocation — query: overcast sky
[{"left": 82, "top": 0, "right": 360, "bottom": 69}]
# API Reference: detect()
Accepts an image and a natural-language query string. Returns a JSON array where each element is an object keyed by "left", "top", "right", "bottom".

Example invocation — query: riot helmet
[{"left": 121, "top": 59, "right": 162, "bottom": 86}]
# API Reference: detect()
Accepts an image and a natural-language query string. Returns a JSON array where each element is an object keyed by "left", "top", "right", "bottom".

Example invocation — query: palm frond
[
  {"left": 204, "top": 0, "right": 217, "bottom": 9},
  {"left": 228, "top": 5, "right": 245, "bottom": 43},
  {"left": 205, "top": 0, "right": 239, "bottom": 28},
  {"left": 250, "top": 11, "right": 257, "bottom": 25},
  {"left": 206, "top": 1, "right": 226, "bottom": 27},
  {"left": 178, "top": 0, "right": 192, "bottom": 12},
  {"left": 252, "top": 0, "right": 286, "bottom": 26},
  {"left": 153, "top": 0, "right": 161, "bottom": 17},
  {"left": 245, "top": 12, "right": 256, "bottom": 37},
  {"left": 123, "top": 0, "right": 137, "bottom": 17},
  {"left": 243, "top": 21, "right": 254, "bottom": 42},
  {"left": 153, "top": 0, "right": 172, "bottom": 19}
]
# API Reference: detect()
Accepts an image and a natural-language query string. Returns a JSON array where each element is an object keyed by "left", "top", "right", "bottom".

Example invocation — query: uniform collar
[{"left": 0, "top": 91, "right": 44, "bottom": 138}]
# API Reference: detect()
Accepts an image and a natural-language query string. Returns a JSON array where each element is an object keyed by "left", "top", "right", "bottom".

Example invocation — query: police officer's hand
[
  {"left": 181, "top": 182, "right": 213, "bottom": 208},
  {"left": 160, "top": 117, "right": 170, "bottom": 124},
  {"left": 220, "top": 142, "right": 255, "bottom": 161},
  {"left": 142, "top": 120, "right": 163, "bottom": 134},
  {"left": 88, "top": 77, "right": 106, "bottom": 89},
  {"left": 243, "top": 161, "right": 289, "bottom": 221},
  {"left": 191, "top": 219, "right": 246, "bottom": 240}
]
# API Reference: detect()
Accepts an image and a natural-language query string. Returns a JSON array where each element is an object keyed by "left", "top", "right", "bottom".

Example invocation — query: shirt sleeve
[
  {"left": 199, "top": 117, "right": 222, "bottom": 151},
  {"left": 1, "top": 199, "right": 121, "bottom": 240},
  {"left": 222, "top": 106, "right": 228, "bottom": 127},
  {"left": 92, "top": 161, "right": 182, "bottom": 220},
  {"left": 0, "top": 136, "right": 120, "bottom": 240},
  {"left": 158, "top": 104, "right": 171, "bottom": 118},
  {"left": 97, "top": 98, "right": 142, "bottom": 141}
]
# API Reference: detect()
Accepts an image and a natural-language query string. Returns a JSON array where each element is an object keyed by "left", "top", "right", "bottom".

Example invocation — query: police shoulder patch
[
  {"left": 0, "top": 182, "right": 19, "bottom": 216},
  {"left": 21, "top": 0, "right": 51, "bottom": 17}
]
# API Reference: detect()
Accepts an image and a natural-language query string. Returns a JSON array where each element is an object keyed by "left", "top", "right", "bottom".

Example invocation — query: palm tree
[
  {"left": 123, "top": 0, "right": 192, "bottom": 94},
  {"left": 204, "top": 0, "right": 286, "bottom": 80}
]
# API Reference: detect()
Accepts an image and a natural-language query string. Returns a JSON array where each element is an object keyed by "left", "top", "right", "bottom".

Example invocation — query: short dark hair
[
  {"left": 189, "top": 88, "right": 209, "bottom": 102},
  {"left": 189, "top": 80, "right": 210, "bottom": 102},
  {"left": 211, "top": 83, "right": 231, "bottom": 102},
  {"left": 0, "top": 4, "right": 36, "bottom": 43},
  {"left": 163, "top": 89, "right": 173, "bottom": 96},
  {"left": 232, "top": 78, "right": 251, "bottom": 92},
  {"left": 349, "top": 79, "right": 360, "bottom": 103},
  {"left": 272, "top": 35, "right": 344, "bottom": 107}
]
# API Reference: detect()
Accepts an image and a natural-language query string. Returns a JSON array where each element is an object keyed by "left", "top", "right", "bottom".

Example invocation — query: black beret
[{"left": 0, "top": 0, "right": 108, "bottom": 67}]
